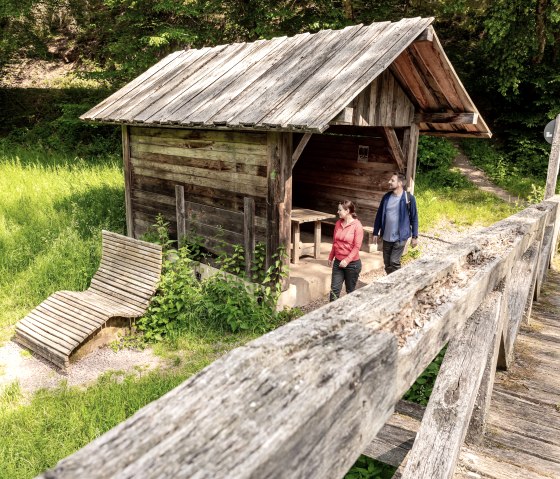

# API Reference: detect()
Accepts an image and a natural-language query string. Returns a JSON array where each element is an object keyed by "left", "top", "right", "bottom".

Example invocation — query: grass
[
  {"left": 415, "top": 173, "right": 521, "bottom": 232},
  {"left": 0, "top": 329, "right": 256, "bottom": 479},
  {"left": 0, "top": 136, "right": 528, "bottom": 478},
  {"left": 0, "top": 144, "right": 124, "bottom": 342}
]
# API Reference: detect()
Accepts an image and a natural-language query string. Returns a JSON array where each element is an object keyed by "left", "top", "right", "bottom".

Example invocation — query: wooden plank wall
[
  {"left": 128, "top": 127, "right": 268, "bottom": 250},
  {"left": 293, "top": 132, "right": 397, "bottom": 226},
  {"left": 352, "top": 69, "right": 415, "bottom": 128}
]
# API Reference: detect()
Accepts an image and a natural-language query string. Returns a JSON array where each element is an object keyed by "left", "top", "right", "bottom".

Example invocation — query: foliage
[
  {"left": 461, "top": 139, "right": 548, "bottom": 199},
  {"left": 416, "top": 136, "right": 458, "bottom": 173},
  {"left": 345, "top": 455, "right": 395, "bottom": 479},
  {"left": 0, "top": 144, "right": 124, "bottom": 341},
  {"left": 404, "top": 347, "right": 446, "bottom": 406}
]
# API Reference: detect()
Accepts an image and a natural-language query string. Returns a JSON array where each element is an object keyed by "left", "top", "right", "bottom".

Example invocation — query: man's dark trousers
[{"left": 382, "top": 240, "right": 407, "bottom": 274}]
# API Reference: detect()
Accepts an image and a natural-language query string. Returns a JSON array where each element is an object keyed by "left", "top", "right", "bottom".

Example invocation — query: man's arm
[{"left": 410, "top": 196, "right": 419, "bottom": 247}]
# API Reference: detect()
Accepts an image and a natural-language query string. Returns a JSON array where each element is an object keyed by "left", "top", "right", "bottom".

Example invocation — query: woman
[{"left": 328, "top": 200, "right": 364, "bottom": 301}]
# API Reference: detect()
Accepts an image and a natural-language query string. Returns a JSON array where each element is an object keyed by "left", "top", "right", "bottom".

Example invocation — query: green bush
[{"left": 416, "top": 136, "right": 458, "bottom": 172}]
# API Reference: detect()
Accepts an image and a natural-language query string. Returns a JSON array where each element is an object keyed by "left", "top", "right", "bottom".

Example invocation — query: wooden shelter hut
[{"left": 82, "top": 17, "right": 491, "bottom": 278}]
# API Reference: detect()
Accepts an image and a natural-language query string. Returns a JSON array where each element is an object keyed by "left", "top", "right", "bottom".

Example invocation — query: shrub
[{"left": 416, "top": 136, "right": 458, "bottom": 172}]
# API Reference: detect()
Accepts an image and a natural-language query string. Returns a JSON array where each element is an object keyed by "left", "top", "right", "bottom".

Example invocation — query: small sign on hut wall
[{"left": 358, "top": 145, "right": 369, "bottom": 163}]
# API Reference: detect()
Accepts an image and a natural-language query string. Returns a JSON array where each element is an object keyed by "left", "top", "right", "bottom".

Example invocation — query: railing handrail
[{"left": 39, "top": 196, "right": 560, "bottom": 479}]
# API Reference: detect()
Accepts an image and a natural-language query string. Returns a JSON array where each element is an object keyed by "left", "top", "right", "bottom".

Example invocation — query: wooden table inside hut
[{"left": 290, "top": 208, "right": 336, "bottom": 264}]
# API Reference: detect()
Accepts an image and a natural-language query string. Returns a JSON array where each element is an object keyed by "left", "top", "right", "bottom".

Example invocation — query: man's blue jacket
[{"left": 373, "top": 191, "right": 419, "bottom": 242}]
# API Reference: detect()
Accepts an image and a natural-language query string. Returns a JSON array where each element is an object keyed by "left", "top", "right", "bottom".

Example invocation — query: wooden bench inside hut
[{"left": 81, "top": 17, "right": 491, "bottom": 307}]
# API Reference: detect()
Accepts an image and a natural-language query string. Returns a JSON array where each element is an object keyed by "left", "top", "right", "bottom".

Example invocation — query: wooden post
[
  {"left": 244, "top": 197, "right": 255, "bottom": 279},
  {"left": 403, "top": 123, "right": 420, "bottom": 194},
  {"left": 266, "top": 133, "right": 281, "bottom": 271},
  {"left": 121, "top": 126, "right": 134, "bottom": 237},
  {"left": 401, "top": 291, "right": 503, "bottom": 479},
  {"left": 175, "top": 185, "right": 186, "bottom": 249},
  {"left": 544, "top": 114, "right": 560, "bottom": 199}
]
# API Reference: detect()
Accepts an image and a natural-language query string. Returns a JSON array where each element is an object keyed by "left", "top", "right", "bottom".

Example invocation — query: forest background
[{"left": 1, "top": 0, "right": 560, "bottom": 171}]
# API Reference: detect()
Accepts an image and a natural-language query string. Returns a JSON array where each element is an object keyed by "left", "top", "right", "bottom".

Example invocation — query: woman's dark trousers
[
  {"left": 330, "top": 259, "right": 362, "bottom": 301},
  {"left": 382, "top": 240, "right": 407, "bottom": 274}
]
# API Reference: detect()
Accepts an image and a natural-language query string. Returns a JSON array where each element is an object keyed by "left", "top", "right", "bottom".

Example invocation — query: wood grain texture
[{"left": 39, "top": 323, "right": 397, "bottom": 479}]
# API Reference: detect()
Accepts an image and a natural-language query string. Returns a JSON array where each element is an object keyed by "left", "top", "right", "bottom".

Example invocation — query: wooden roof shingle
[{"left": 81, "top": 17, "right": 491, "bottom": 137}]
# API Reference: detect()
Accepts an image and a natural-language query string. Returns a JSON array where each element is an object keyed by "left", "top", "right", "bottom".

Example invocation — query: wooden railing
[{"left": 37, "top": 193, "right": 560, "bottom": 479}]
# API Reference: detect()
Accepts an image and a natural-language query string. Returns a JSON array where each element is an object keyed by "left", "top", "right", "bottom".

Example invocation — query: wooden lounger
[{"left": 14, "top": 230, "right": 163, "bottom": 369}]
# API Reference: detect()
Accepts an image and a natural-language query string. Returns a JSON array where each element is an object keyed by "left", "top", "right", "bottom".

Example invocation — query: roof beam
[
  {"left": 414, "top": 112, "right": 478, "bottom": 125},
  {"left": 414, "top": 26, "right": 434, "bottom": 43},
  {"left": 381, "top": 127, "right": 406, "bottom": 173}
]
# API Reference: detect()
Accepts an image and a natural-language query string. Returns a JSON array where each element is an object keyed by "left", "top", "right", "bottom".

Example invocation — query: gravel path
[{"left": 0, "top": 340, "right": 162, "bottom": 396}]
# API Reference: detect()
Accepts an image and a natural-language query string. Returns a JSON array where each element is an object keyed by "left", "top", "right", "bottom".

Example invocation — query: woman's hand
[
  {"left": 340, "top": 259, "right": 348, "bottom": 268},
  {"left": 328, "top": 259, "right": 333, "bottom": 267}
]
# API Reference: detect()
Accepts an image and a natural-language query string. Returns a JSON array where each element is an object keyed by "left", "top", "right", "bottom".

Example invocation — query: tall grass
[{"left": 0, "top": 145, "right": 125, "bottom": 342}]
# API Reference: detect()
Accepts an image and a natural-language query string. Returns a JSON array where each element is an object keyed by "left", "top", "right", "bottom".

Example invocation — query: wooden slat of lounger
[
  {"left": 99, "top": 255, "right": 161, "bottom": 281},
  {"left": 57, "top": 291, "right": 122, "bottom": 318},
  {"left": 102, "top": 240, "right": 162, "bottom": 262},
  {"left": 36, "top": 301, "right": 97, "bottom": 335},
  {"left": 80, "top": 290, "right": 144, "bottom": 316},
  {"left": 85, "top": 289, "right": 146, "bottom": 316},
  {"left": 89, "top": 278, "right": 150, "bottom": 308},
  {"left": 16, "top": 321, "right": 72, "bottom": 356},
  {"left": 101, "top": 250, "right": 162, "bottom": 275},
  {"left": 50, "top": 293, "right": 108, "bottom": 326},
  {"left": 24, "top": 310, "right": 84, "bottom": 343},
  {"left": 15, "top": 330, "right": 68, "bottom": 369},
  {"left": 102, "top": 244, "right": 162, "bottom": 269},
  {"left": 98, "top": 262, "right": 160, "bottom": 288},
  {"left": 102, "top": 230, "right": 162, "bottom": 253},
  {"left": 21, "top": 313, "right": 79, "bottom": 349},
  {"left": 94, "top": 268, "right": 157, "bottom": 296},
  {"left": 92, "top": 272, "right": 155, "bottom": 300}
]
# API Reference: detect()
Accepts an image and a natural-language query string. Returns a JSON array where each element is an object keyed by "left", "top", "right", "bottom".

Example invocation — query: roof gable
[{"left": 82, "top": 17, "right": 490, "bottom": 137}]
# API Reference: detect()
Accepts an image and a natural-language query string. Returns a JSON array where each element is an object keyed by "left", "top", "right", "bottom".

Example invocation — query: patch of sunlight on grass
[{"left": 415, "top": 178, "right": 521, "bottom": 232}]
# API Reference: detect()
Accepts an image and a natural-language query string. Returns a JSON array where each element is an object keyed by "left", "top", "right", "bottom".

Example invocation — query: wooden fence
[{"left": 38, "top": 193, "right": 560, "bottom": 479}]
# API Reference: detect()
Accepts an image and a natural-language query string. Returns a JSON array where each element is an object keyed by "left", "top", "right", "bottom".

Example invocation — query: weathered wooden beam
[
  {"left": 122, "top": 125, "right": 135, "bottom": 237},
  {"left": 421, "top": 131, "right": 492, "bottom": 139},
  {"left": 545, "top": 113, "right": 560, "bottom": 199},
  {"left": 291, "top": 133, "right": 312, "bottom": 169},
  {"left": 175, "top": 185, "right": 186, "bottom": 249},
  {"left": 266, "top": 132, "right": 282, "bottom": 271},
  {"left": 381, "top": 127, "right": 406, "bottom": 173},
  {"left": 413, "top": 112, "right": 478, "bottom": 125},
  {"left": 414, "top": 26, "right": 434, "bottom": 43},
  {"left": 39, "top": 321, "right": 397, "bottom": 479},
  {"left": 466, "top": 281, "right": 508, "bottom": 443},
  {"left": 401, "top": 291, "right": 503, "bottom": 479},
  {"left": 402, "top": 124, "right": 419, "bottom": 193},
  {"left": 243, "top": 197, "right": 255, "bottom": 279},
  {"left": 329, "top": 106, "right": 353, "bottom": 125}
]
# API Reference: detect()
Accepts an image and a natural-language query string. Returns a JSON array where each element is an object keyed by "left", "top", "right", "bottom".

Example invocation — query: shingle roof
[{"left": 81, "top": 17, "right": 490, "bottom": 137}]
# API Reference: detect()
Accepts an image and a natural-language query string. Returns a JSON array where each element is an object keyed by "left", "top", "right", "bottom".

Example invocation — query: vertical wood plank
[
  {"left": 544, "top": 114, "right": 560, "bottom": 199},
  {"left": 314, "top": 221, "right": 321, "bottom": 258},
  {"left": 244, "top": 197, "right": 256, "bottom": 279},
  {"left": 175, "top": 185, "right": 186, "bottom": 248},
  {"left": 403, "top": 123, "right": 420, "bottom": 193},
  {"left": 279, "top": 132, "right": 293, "bottom": 290},
  {"left": 265, "top": 132, "right": 282, "bottom": 269},
  {"left": 122, "top": 125, "right": 135, "bottom": 237}
]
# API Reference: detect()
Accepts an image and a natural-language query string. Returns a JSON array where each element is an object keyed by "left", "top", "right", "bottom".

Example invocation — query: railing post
[
  {"left": 545, "top": 113, "right": 560, "bottom": 199},
  {"left": 244, "top": 197, "right": 255, "bottom": 279},
  {"left": 175, "top": 185, "right": 186, "bottom": 249}
]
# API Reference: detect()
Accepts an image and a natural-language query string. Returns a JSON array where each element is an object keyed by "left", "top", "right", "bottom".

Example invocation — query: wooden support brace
[
  {"left": 401, "top": 291, "right": 503, "bottom": 479},
  {"left": 381, "top": 127, "right": 406, "bottom": 173},
  {"left": 122, "top": 125, "right": 134, "bottom": 238},
  {"left": 291, "top": 133, "right": 312, "bottom": 169}
]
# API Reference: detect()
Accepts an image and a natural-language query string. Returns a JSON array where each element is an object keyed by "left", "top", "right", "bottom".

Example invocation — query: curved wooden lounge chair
[{"left": 15, "top": 230, "right": 163, "bottom": 369}]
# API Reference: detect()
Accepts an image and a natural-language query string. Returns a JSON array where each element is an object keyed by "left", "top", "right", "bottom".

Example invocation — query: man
[{"left": 373, "top": 172, "right": 419, "bottom": 275}]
